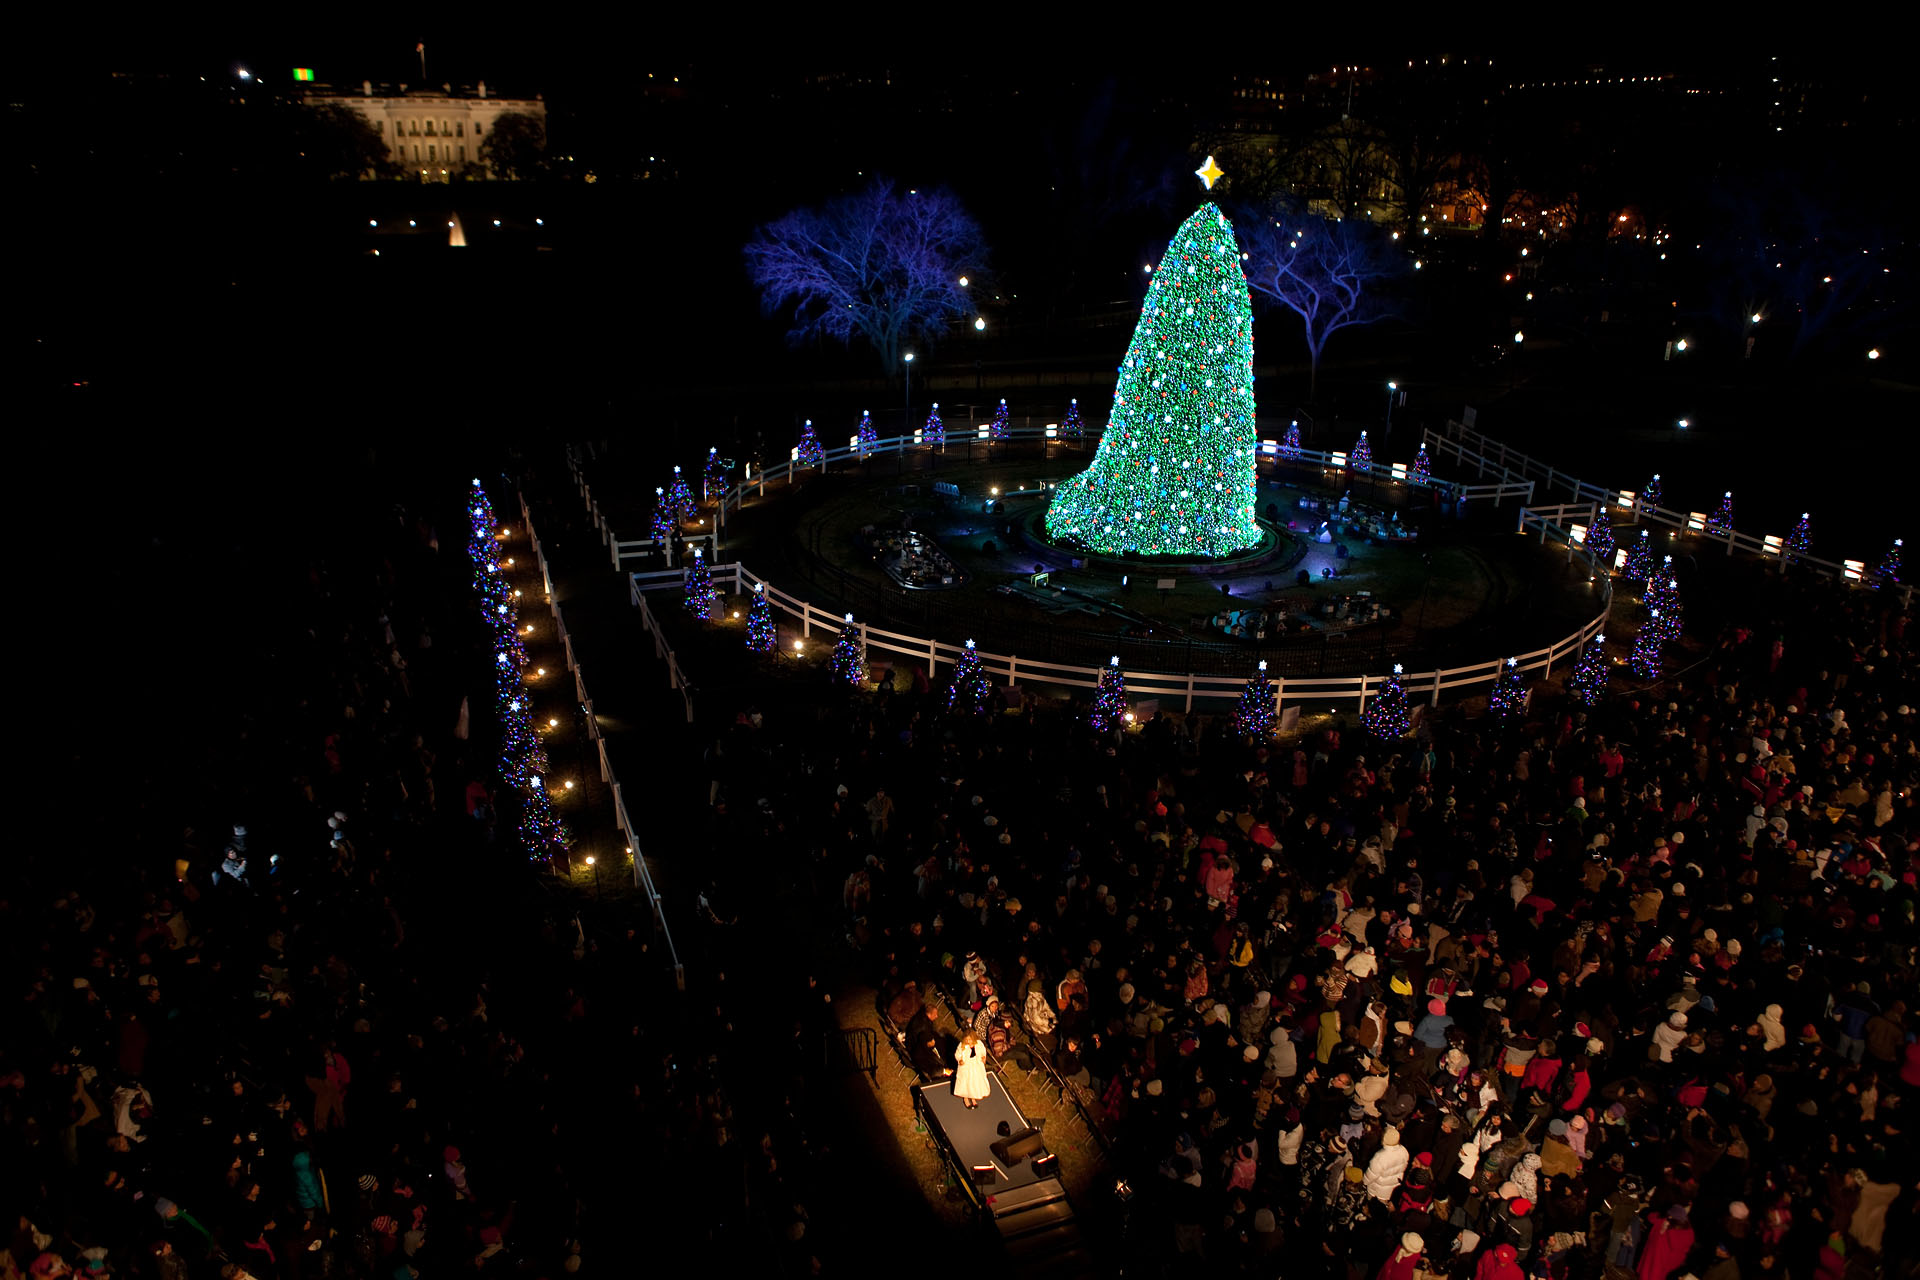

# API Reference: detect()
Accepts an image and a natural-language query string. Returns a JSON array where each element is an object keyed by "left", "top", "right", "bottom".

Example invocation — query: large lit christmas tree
[
  {"left": 1411, "top": 442, "right": 1431, "bottom": 484},
  {"left": 1642, "top": 473, "right": 1662, "bottom": 513},
  {"left": 796, "top": 419, "right": 825, "bottom": 468},
  {"left": 1281, "top": 422, "right": 1302, "bottom": 459},
  {"left": 684, "top": 547, "right": 714, "bottom": 619},
  {"left": 667, "top": 466, "right": 697, "bottom": 524},
  {"left": 1585, "top": 503, "right": 1616, "bottom": 567},
  {"left": 1629, "top": 614, "right": 1664, "bottom": 679},
  {"left": 1624, "top": 530, "right": 1654, "bottom": 587},
  {"left": 1876, "top": 538, "right": 1903, "bottom": 586},
  {"left": 1062, "top": 399, "right": 1085, "bottom": 441},
  {"left": 703, "top": 447, "right": 728, "bottom": 502},
  {"left": 1045, "top": 201, "right": 1259, "bottom": 556},
  {"left": 650, "top": 487, "right": 676, "bottom": 544},
  {"left": 1567, "top": 634, "right": 1610, "bottom": 706},
  {"left": 1089, "top": 656, "right": 1128, "bottom": 731},
  {"left": 1362, "top": 663, "right": 1411, "bottom": 739},
  {"left": 745, "top": 582, "right": 777, "bottom": 653},
  {"left": 856, "top": 410, "right": 877, "bottom": 452},
  {"left": 1489, "top": 657, "right": 1528, "bottom": 721},
  {"left": 829, "top": 613, "right": 868, "bottom": 686},
  {"left": 945, "top": 639, "right": 992, "bottom": 717},
  {"left": 1787, "top": 512, "right": 1812, "bottom": 559},
  {"left": 1233, "top": 660, "right": 1277, "bottom": 738},
  {"left": 924, "top": 403, "right": 945, "bottom": 448},
  {"left": 989, "top": 398, "right": 1012, "bottom": 440},
  {"left": 1350, "top": 430, "right": 1373, "bottom": 473},
  {"left": 1707, "top": 491, "right": 1734, "bottom": 538}
]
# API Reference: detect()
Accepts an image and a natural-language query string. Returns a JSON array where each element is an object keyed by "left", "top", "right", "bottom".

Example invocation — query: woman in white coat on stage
[{"left": 953, "top": 1029, "right": 991, "bottom": 1109}]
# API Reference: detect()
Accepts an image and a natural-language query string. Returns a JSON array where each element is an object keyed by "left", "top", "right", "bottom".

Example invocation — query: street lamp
[
  {"left": 974, "top": 317, "right": 986, "bottom": 331},
  {"left": 1385, "top": 381, "right": 1398, "bottom": 436},
  {"left": 903, "top": 351, "right": 914, "bottom": 426},
  {"left": 1513, "top": 331, "right": 1525, "bottom": 344},
  {"left": 1677, "top": 417, "right": 1690, "bottom": 429},
  {"left": 585, "top": 854, "right": 600, "bottom": 900}
]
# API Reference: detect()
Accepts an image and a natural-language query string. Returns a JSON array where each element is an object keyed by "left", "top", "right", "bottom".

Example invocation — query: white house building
[{"left": 302, "top": 80, "right": 545, "bottom": 180}]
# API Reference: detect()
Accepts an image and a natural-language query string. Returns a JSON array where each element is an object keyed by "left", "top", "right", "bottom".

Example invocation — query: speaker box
[{"left": 991, "top": 1127, "right": 1046, "bottom": 1165}]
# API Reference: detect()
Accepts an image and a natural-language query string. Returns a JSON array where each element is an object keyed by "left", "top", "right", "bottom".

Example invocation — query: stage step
[
  {"left": 995, "top": 1195, "right": 1075, "bottom": 1238},
  {"left": 987, "top": 1175, "right": 1067, "bottom": 1219},
  {"left": 1001, "top": 1220, "right": 1094, "bottom": 1275}
]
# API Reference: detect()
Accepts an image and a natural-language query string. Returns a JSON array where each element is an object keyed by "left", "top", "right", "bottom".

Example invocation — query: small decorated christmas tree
[
  {"left": 1624, "top": 530, "right": 1654, "bottom": 586},
  {"left": 796, "top": 419, "right": 825, "bottom": 468},
  {"left": 855, "top": 410, "right": 877, "bottom": 452},
  {"left": 1489, "top": 657, "right": 1528, "bottom": 721},
  {"left": 1234, "top": 660, "right": 1277, "bottom": 738},
  {"left": 1876, "top": 538, "right": 1903, "bottom": 586},
  {"left": 1585, "top": 503, "right": 1616, "bottom": 567},
  {"left": 1411, "top": 443, "right": 1431, "bottom": 484},
  {"left": 945, "top": 638, "right": 992, "bottom": 717},
  {"left": 518, "top": 775, "right": 569, "bottom": 863},
  {"left": 1062, "top": 399, "right": 1085, "bottom": 440},
  {"left": 745, "top": 582, "right": 777, "bottom": 654},
  {"left": 1629, "top": 614, "right": 1664, "bottom": 679},
  {"left": 1642, "top": 473, "right": 1663, "bottom": 512},
  {"left": 1089, "top": 655, "right": 1128, "bottom": 732},
  {"left": 1707, "top": 491, "right": 1734, "bottom": 538},
  {"left": 667, "top": 466, "right": 698, "bottom": 523},
  {"left": 1567, "top": 634, "right": 1610, "bottom": 706},
  {"left": 1645, "top": 566, "right": 1683, "bottom": 642},
  {"left": 683, "top": 547, "right": 714, "bottom": 620},
  {"left": 829, "top": 612, "right": 868, "bottom": 686},
  {"left": 1362, "top": 663, "right": 1411, "bottom": 740},
  {"left": 1787, "top": 512, "right": 1812, "bottom": 559},
  {"left": 989, "top": 398, "right": 1012, "bottom": 440},
  {"left": 923, "top": 403, "right": 945, "bottom": 449},
  {"left": 1350, "top": 430, "right": 1373, "bottom": 473},
  {"left": 650, "top": 487, "right": 676, "bottom": 543},
  {"left": 703, "top": 447, "right": 728, "bottom": 502},
  {"left": 1281, "top": 422, "right": 1302, "bottom": 459}
]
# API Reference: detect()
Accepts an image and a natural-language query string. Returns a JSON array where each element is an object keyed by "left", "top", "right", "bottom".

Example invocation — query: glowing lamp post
[{"left": 903, "top": 351, "right": 915, "bottom": 426}]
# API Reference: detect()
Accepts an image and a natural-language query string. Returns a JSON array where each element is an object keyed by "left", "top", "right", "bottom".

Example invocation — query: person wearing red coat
[
  {"left": 1377, "top": 1233, "right": 1424, "bottom": 1280},
  {"left": 1475, "top": 1243, "right": 1524, "bottom": 1280},
  {"left": 1637, "top": 1208, "right": 1696, "bottom": 1280}
]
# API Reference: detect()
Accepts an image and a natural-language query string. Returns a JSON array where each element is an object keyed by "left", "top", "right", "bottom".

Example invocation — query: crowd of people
[{"left": 706, "top": 549, "right": 1918, "bottom": 1277}]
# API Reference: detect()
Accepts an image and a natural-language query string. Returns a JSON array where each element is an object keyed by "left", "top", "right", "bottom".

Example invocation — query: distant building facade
[{"left": 302, "top": 80, "right": 545, "bottom": 180}]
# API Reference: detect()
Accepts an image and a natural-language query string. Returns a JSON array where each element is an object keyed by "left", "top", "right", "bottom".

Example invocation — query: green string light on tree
[
  {"left": 1567, "top": 634, "right": 1610, "bottom": 706},
  {"left": 923, "top": 403, "right": 945, "bottom": 448},
  {"left": 1411, "top": 443, "right": 1431, "bottom": 484},
  {"left": 649, "top": 487, "right": 675, "bottom": 543},
  {"left": 855, "top": 410, "right": 877, "bottom": 452},
  {"left": 1642, "top": 473, "right": 1662, "bottom": 512},
  {"left": 703, "top": 447, "right": 728, "bottom": 502},
  {"left": 829, "top": 612, "right": 868, "bottom": 686},
  {"left": 1233, "top": 660, "right": 1277, "bottom": 738},
  {"left": 1362, "top": 663, "right": 1411, "bottom": 739},
  {"left": 1281, "top": 422, "right": 1301, "bottom": 459},
  {"left": 1062, "top": 399, "right": 1085, "bottom": 440},
  {"left": 1585, "top": 503, "right": 1616, "bottom": 567},
  {"left": 989, "top": 398, "right": 1012, "bottom": 440},
  {"left": 1876, "top": 538, "right": 1903, "bottom": 586},
  {"left": 1350, "top": 430, "right": 1373, "bottom": 473},
  {"left": 684, "top": 547, "right": 714, "bottom": 620},
  {"left": 1088, "top": 655, "right": 1128, "bottom": 731},
  {"left": 745, "top": 582, "right": 777, "bottom": 653},
  {"left": 796, "top": 419, "right": 825, "bottom": 468},
  {"left": 945, "top": 638, "right": 992, "bottom": 717},
  {"left": 1488, "top": 656, "right": 1528, "bottom": 721},
  {"left": 1629, "top": 614, "right": 1665, "bottom": 679},
  {"left": 1787, "top": 512, "right": 1811, "bottom": 559},
  {"left": 1624, "top": 530, "right": 1654, "bottom": 587},
  {"left": 1045, "top": 202, "right": 1259, "bottom": 557},
  {"left": 667, "top": 466, "right": 697, "bottom": 523},
  {"left": 1707, "top": 491, "right": 1734, "bottom": 538}
]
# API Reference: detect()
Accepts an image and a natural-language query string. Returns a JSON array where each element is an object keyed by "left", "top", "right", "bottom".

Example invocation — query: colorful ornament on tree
[
  {"left": 945, "top": 639, "right": 992, "bottom": 717},
  {"left": 1062, "top": 399, "right": 1085, "bottom": 440},
  {"left": 667, "top": 466, "right": 697, "bottom": 523},
  {"left": 745, "top": 582, "right": 777, "bottom": 653},
  {"left": 1642, "top": 473, "right": 1662, "bottom": 512},
  {"left": 989, "top": 398, "right": 1012, "bottom": 440},
  {"left": 796, "top": 419, "right": 825, "bottom": 468},
  {"left": 1567, "top": 634, "right": 1610, "bottom": 706},
  {"left": 1585, "top": 502, "right": 1616, "bottom": 567},
  {"left": 855, "top": 409, "right": 877, "bottom": 452},
  {"left": 1629, "top": 614, "right": 1665, "bottom": 679},
  {"left": 1045, "top": 203, "right": 1259, "bottom": 557},
  {"left": 1411, "top": 443, "right": 1431, "bottom": 484},
  {"left": 1707, "top": 491, "right": 1734, "bottom": 538},
  {"left": 1281, "top": 422, "right": 1302, "bottom": 459},
  {"left": 1088, "top": 655, "right": 1128, "bottom": 732},
  {"left": 650, "top": 487, "right": 675, "bottom": 543},
  {"left": 1349, "top": 431, "right": 1372, "bottom": 473},
  {"left": 703, "top": 447, "right": 728, "bottom": 502},
  {"left": 1234, "top": 660, "right": 1277, "bottom": 738},
  {"left": 1488, "top": 657, "right": 1528, "bottom": 721},
  {"left": 1624, "top": 530, "right": 1654, "bottom": 586},
  {"left": 1645, "top": 567, "right": 1682, "bottom": 642},
  {"left": 828, "top": 612, "right": 868, "bottom": 686},
  {"left": 1787, "top": 512, "right": 1811, "bottom": 559},
  {"left": 1361, "top": 663, "right": 1411, "bottom": 740},
  {"left": 683, "top": 547, "right": 714, "bottom": 620},
  {"left": 1876, "top": 538, "right": 1903, "bottom": 586}
]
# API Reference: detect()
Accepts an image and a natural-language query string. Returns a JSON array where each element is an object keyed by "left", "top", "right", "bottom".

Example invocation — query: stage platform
[{"left": 911, "top": 1072, "right": 1094, "bottom": 1275}]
